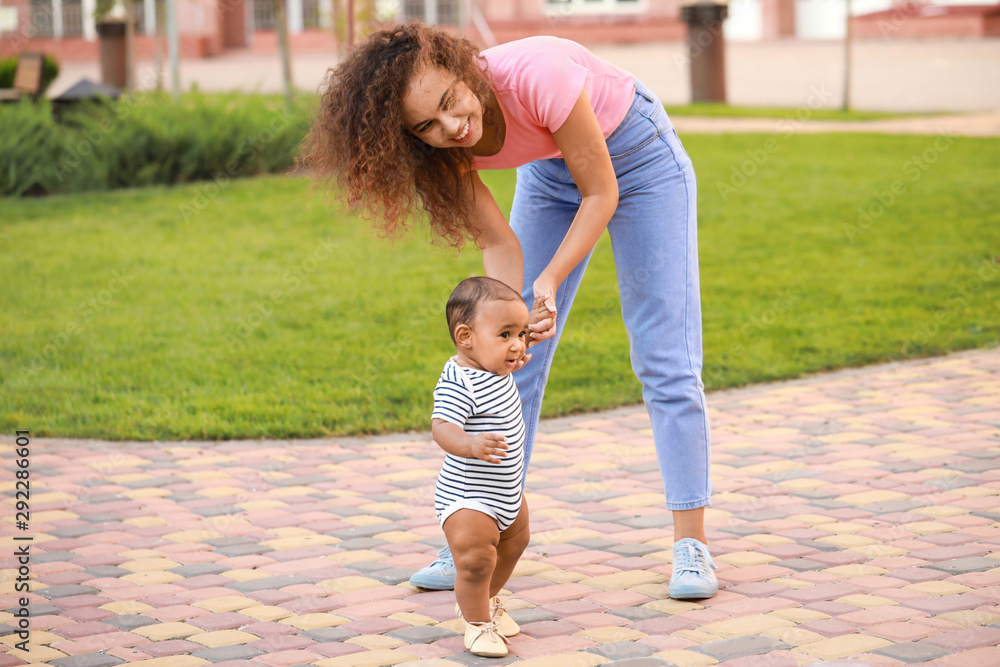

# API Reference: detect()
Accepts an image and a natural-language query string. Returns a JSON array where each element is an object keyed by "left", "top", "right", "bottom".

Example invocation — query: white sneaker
[
  {"left": 409, "top": 545, "right": 455, "bottom": 590},
  {"left": 669, "top": 537, "right": 719, "bottom": 599}
]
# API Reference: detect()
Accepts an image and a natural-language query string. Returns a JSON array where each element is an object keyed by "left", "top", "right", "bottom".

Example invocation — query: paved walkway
[
  {"left": 47, "top": 40, "right": 1000, "bottom": 138},
  {"left": 50, "top": 39, "right": 1000, "bottom": 116},
  {"left": 2, "top": 346, "right": 999, "bottom": 665},
  {"left": 668, "top": 112, "right": 1000, "bottom": 138}
]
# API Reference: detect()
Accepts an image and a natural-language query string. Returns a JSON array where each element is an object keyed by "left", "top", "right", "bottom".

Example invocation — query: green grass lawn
[
  {"left": 663, "top": 104, "right": 922, "bottom": 121},
  {"left": 2, "top": 133, "right": 998, "bottom": 441}
]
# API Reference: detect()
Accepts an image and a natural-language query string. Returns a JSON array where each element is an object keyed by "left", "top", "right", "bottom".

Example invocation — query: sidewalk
[
  {"left": 50, "top": 39, "right": 1000, "bottom": 115},
  {"left": 47, "top": 39, "right": 1000, "bottom": 141},
  {"left": 668, "top": 112, "right": 1000, "bottom": 138},
  {"left": 2, "top": 345, "right": 999, "bottom": 665}
]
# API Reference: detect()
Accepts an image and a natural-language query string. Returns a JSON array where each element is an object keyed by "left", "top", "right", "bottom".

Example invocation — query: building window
[
  {"left": 303, "top": 0, "right": 321, "bottom": 28},
  {"left": 135, "top": 0, "right": 149, "bottom": 36},
  {"left": 253, "top": 0, "right": 276, "bottom": 30},
  {"left": 28, "top": 0, "right": 54, "bottom": 38},
  {"left": 62, "top": 0, "right": 83, "bottom": 37},
  {"left": 401, "top": 0, "right": 422, "bottom": 20},
  {"left": 544, "top": 0, "right": 642, "bottom": 17},
  {"left": 399, "top": 0, "right": 461, "bottom": 25}
]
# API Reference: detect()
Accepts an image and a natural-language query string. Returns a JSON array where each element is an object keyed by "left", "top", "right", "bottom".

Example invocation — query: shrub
[
  {"left": 0, "top": 57, "right": 14, "bottom": 87},
  {"left": 0, "top": 99, "right": 67, "bottom": 196},
  {"left": 0, "top": 91, "right": 314, "bottom": 197}
]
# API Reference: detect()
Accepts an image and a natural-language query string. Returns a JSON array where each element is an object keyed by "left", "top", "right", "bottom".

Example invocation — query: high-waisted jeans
[{"left": 509, "top": 78, "right": 712, "bottom": 511}]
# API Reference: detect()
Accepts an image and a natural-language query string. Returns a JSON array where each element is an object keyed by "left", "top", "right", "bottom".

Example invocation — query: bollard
[
  {"left": 96, "top": 20, "right": 128, "bottom": 90},
  {"left": 680, "top": 1, "right": 729, "bottom": 104}
]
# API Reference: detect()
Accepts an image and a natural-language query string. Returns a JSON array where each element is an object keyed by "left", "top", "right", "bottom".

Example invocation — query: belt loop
[{"left": 634, "top": 78, "right": 654, "bottom": 104}]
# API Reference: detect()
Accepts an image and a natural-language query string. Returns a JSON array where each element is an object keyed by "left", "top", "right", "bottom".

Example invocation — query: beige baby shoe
[
  {"left": 490, "top": 595, "right": 520, "bottom": 637},
  {"left": 455, "top": 596, "right": 520, "bottom": 638},
  {"left": 464, "top": 619, "right": 509, "bottom": 657}
]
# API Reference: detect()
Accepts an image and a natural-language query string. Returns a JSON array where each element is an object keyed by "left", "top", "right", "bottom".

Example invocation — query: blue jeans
[{"left": 509, "top": 79, "right": 712, "bottom": 511}]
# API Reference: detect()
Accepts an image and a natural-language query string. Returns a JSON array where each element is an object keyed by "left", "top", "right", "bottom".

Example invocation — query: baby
[{"left": 431, "top": 276, "right": 532, "bottom": 657}]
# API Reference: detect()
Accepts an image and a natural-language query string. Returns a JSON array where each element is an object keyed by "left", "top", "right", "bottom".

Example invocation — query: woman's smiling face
[{"left": 401, "top": 66, "right": 485, "bottom": 150}]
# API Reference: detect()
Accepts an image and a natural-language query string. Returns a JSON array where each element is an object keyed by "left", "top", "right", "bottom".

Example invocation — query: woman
[{"left": 300, "top": 22, "right": 717, "bottom": 600}]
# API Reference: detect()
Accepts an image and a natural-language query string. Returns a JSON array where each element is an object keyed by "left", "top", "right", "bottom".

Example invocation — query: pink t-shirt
[{"left": 471, "top": 36, "right": 636, "bottom": 171}]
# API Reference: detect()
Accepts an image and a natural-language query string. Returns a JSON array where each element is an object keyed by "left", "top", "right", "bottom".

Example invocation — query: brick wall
[
  {"left": 474, "top": 18, "right": 687, "bottom": 45},
  {"left": 246, "top": 30, "right": 339, "bottom": 56},
  {"left": 987, "top": 15, "right": 1000, "bottom": 36},
  {"left": 1, "top": 34, "right": 221, "bottom": 62},
  {"left": 852, "top": 5, "right": 1000, "bottom": 39}
]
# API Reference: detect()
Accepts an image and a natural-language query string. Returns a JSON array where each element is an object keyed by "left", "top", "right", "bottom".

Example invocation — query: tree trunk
[
  {"left": 843, "top": 0, "right": 853, "bottom": 111},
  {"left": 155, "top": 0, "right": 166, "bottom": 92},
  {"left": 125, "top": 1, "right": 136, "bottom": 90},
  {"left": 272, "top": 0, "right": 295, "bottom": 112}
]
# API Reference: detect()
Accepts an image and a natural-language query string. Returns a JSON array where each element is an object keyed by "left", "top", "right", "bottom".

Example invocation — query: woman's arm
[
  {"left": 461, "top": 171, "right": 535, "bottom": 370},
  {"left": 530, "top": 87, "right": 620, "bottom": 344},
  {"left": 466, "top": 169, "right": 525, "bottom": 295}
]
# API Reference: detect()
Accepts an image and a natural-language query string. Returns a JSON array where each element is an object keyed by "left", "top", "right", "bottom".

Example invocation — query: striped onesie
[{"left": 432, "top": 357, "right": 525, "bottom": 531}]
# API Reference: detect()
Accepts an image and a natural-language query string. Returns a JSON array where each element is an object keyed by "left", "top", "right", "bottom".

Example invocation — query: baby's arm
[{"left": 432, "top": 419, "right": 509, "bottom": 464}]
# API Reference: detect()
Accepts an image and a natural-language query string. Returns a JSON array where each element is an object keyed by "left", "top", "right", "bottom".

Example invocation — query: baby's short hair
[{"left": 446, "top": 277, "right": 523, "bottom": 344}]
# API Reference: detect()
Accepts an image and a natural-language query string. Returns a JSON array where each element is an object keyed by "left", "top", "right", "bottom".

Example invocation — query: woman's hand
[{"left": 528, "top": 279, "right": 558, "bottom": 348}]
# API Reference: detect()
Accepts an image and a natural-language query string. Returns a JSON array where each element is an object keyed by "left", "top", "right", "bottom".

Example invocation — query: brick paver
[{"left": 2, "top": 346, "right": 1000, "bottom": 664}]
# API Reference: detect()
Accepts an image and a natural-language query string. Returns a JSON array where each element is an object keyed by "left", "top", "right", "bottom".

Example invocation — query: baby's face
[{"left": 463, "top": 299, "right": 531, "bottom": 376}]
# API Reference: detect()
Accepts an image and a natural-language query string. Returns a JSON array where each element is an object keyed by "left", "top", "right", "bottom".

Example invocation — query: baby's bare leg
[
  {"left": 490, "top": 500, "right": 530, "bottom": 598},
  {"left": 442, "top": 509, "right": 499, "bottom": 623}
]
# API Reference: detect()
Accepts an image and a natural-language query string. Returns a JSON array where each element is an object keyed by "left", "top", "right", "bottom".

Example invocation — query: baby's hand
[
  {"left": 513, "top": 351, "right": 532, "bottom": 372},
  {"left": 470, "top": 432, "right": 508, "bottom": 464},
  {"left": 528, "top": 298, "right": 556, "bottom": 348}
]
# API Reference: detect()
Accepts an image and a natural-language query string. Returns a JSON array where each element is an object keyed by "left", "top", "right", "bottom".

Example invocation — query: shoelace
[
  {"left": 675, "top": 541, "right": 717, "bottom": 575},
  {"left": 425, "top": 557, "right": 452, "bottom": 571},
  {"left": 457, "top": 598, "right": 511, "bottom": 622},
  {"left": 490, "top": 596, "right": 507, "bottom": 621},
  {"left": 470, "top": 620, "right": 511, "bottom": 646}
]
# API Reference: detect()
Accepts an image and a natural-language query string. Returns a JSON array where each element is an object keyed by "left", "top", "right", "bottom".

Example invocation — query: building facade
[{"left": 1, "top": 0, "right": 997, "bottom": 62}]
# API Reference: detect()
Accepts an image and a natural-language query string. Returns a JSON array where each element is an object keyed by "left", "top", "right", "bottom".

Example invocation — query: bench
[{"left": 0, "top": 53, "right": 44, "bottom": 102}]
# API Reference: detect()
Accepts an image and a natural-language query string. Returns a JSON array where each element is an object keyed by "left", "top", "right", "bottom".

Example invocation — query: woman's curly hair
[{"left": 299, "top": 22, "right": 496, "bottom": 249}]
